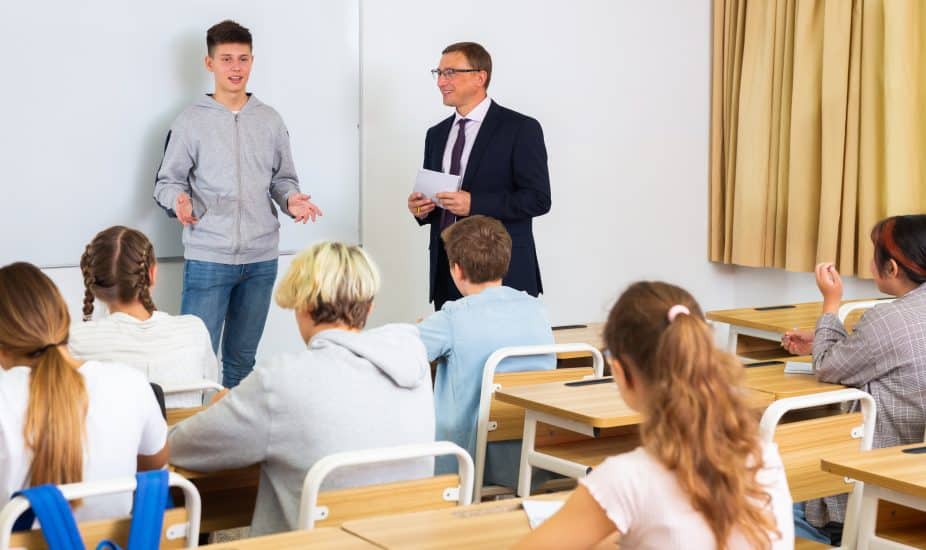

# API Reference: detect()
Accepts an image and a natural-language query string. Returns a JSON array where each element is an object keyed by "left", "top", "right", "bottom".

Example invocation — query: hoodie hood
[
  {"left": 308, "top": 323, "right": 429, "bottom": 389},
  {"left": 194, "top": 93, "right": 264, "bottom": 112}
]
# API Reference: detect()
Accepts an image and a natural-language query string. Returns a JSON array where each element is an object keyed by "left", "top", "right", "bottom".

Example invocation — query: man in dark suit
[{"left": 407, "top": 42, "right": 552, "bottom": 311}]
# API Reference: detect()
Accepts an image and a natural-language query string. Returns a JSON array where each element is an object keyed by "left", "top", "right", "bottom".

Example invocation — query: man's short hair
[
  {"left": 442, "top": 42, "right": 492, "bottom": 89},
  {"left": 207, "top": 20, "right": 252, "bottom": 57},
  {"left": 441, "top": 215, "right": 511, "bottom": 283}
]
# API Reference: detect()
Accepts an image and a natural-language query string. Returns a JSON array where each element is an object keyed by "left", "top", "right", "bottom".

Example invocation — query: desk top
[
  {"left": 821, "top": 444, "right": 926, "bottom": 500},
  {"left": 742, "top": 364, "right": 844, "bottom": 399},
  {"left": 552, "top": 322, "right": 604, "bottom": 359},
  {"left": 343, "top": 492, "right": 568, "bottom": 550},
  {"left": 494, "top": 378, "right": 773, "bottom": 428},
  {"left": 706, "top": 298, "right": 881, "bottom": 334},
  {"left": 205, "top": 528, "right": 375, "bottom": 549}
]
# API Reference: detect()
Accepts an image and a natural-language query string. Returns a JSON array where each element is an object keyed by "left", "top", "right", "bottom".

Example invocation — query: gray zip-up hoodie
[
  {"left": 167, "top": 324, "right": 436, "bottom": 536},
  {"left": 153, "top": 94, "right": 301, "bottom": 264}
]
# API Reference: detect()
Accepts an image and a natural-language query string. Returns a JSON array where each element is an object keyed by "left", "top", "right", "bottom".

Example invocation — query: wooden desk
[
  {"left": 205, "top": 528, "right": 375, "bottom": 549},
  {"left": 552, "top": 323, "right": 604, "bottom": 359},
  {"left": 707, "top": 298, "right": 880, "bottom": 357},
  {"left": 343, "top": 492, "right": 568, "bottom": 549},
  {"left": 495, "top": 378, "right": 774, "bottom": 496},
  {"left": 822, "top": 444, "right": 926, "bottom": 549},
  {"left": 742, "top": 364, "right": 844, "bottom": 399}
]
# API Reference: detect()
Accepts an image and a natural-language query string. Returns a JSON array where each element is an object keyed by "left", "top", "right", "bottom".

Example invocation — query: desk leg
[
  {"left": 517, "top": 410, "right": 538, "bottom": 498},
  {"left": 726, "top": 325, "right": 738, "bottom": 355},
  {"left": 856, "top": 486, "right": 878, "bottom": 550}
]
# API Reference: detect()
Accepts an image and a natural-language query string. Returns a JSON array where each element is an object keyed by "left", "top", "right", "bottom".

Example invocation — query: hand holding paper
[{"left": 414, "top": 169, "right": 460, "bottom": 204}]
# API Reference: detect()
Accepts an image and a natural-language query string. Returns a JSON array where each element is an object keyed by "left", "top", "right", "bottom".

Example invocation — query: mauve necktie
[{"left": 440, "top": 118, "right": 470, "bottom": 231}]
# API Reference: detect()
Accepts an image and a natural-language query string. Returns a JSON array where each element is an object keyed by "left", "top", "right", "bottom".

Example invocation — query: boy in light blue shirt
[{"left": 418, "top": 215, "right": 555, "bottom": 489}]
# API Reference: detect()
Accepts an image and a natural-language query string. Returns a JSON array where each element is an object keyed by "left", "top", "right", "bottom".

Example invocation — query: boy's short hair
[
  {"left": 207, "top": 20, "right": 252, "bottom": 56},
  {"left": 275, "top": 241, "right": 380, "bottom": 329},
  {"left": 442, "top": 42, "right": 492, "bottom": 88},
  {"left": 441, "top": 215, "right": 511, "bottom": 283}
]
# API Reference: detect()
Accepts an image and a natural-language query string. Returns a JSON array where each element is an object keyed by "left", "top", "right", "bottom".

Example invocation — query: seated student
[
  {"left": 0, "top": 262, "right": 168, "bottom": 521},
  {"left": 168, "top": 242, "right": 435, "bottom": 536},
  {"left": 69, "top": 226, "right": 219, "bottom": 408},
  {"left": 515, "top": 282, "right": 793, "bottom": 550},
  {"left": 418, "top": 215, "right": 554, "bottom": 488},
  {"left": 781, "top": 214, "right": 926, "bottom": 544}
]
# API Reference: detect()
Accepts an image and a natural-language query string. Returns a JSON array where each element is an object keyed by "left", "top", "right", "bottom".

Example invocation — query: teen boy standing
[{"left": 154, "top": 20, "right": 321, "bottom": 388}]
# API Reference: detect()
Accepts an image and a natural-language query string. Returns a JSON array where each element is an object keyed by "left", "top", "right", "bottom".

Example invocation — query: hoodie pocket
[{"left": 185, "top": 196, "right": 236, "bottom": 254}]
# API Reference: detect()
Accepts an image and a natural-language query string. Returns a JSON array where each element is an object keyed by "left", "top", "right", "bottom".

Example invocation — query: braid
[
  {"left": 137, "top": 245, "right": 157, "bottom": 314},
  {"left": 80, "top": 245, "right": 96, "bottom": 321}
]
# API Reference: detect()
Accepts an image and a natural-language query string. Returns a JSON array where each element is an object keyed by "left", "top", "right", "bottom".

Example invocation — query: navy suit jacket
[{"left": 419, "top": 100, "right": 552, "bottom": 303}]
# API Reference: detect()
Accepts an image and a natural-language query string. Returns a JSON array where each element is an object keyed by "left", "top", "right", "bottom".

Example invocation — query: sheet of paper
[
  {"left": 413, "top": 169, "right": 460, "bottom": 203},
  {"left": 784, "top": 361, "right": 814, "bottom": 375},
  {"left": 522, "top": 499, "right": 565, "bottom": 529}
]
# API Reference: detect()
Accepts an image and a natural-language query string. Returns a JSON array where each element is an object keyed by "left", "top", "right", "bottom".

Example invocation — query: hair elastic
[{"left": 667, "top": 304, "right": 690, "bottom": 322}]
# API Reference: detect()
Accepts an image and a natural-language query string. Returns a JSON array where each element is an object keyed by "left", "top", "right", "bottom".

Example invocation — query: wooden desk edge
[{"left": 493, "top": 390, "right": 642, "bottom": 428}]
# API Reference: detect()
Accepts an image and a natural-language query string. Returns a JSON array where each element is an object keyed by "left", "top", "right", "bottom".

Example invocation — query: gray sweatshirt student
[
  {"left": 153, "top": 94, "right": 300, "bottom": 265},
  {"left": 168, "top": 324, "right": 436, "bottom": 535}
]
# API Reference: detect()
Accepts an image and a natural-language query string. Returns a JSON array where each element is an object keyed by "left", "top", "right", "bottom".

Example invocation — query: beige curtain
[{"left": 710, "top": 0, "right": 926, "bottom": 277}]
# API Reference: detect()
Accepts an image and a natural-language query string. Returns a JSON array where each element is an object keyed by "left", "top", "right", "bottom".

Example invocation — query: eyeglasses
[{"left": 431, "top": 68, "right": 482, "bottom": 80}]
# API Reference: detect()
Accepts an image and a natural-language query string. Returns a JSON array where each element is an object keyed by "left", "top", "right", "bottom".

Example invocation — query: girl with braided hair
[
  {"left": 515, "top": 282, "right": 793, "bottom": 549},
  {"left": 70, "top": 226, "right": 219, "bottom": 408},
  {"left": 0, "top": 262, "right": 167, "bottom": 521}
]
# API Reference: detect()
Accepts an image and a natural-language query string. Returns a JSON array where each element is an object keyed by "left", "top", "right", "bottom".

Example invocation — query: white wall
[{"left": 40, "top": 0, "right": 879, "bottom": 361}]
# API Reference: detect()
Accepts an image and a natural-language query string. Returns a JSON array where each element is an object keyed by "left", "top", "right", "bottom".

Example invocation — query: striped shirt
[{"left": 69, "top": 311, "right": 219, "bottom": 408}]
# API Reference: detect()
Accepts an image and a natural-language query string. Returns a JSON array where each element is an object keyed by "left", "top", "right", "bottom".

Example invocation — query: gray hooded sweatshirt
[
  {"left": 167, "top": 324, "right": 436, "bottom": 535},
  {"left": 153, "top": 94, "right": 301, "bottom": 264}
]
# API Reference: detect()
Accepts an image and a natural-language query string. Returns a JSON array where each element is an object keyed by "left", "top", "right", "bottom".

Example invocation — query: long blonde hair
[
  {"left": 0, "top": 262, "right": 87, "bottom": 488},
  {"left": 604, "top": 282, "right": 778, "bottom": 548}
]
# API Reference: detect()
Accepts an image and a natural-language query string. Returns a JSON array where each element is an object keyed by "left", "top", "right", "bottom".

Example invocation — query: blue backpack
[{"left": 11, "top": 470, "right": 169, "bottom": 550}]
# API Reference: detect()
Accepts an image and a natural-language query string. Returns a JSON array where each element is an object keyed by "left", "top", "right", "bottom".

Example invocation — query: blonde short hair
[{"left": 275, "top": 242, "right": 380, "bottom": 328}]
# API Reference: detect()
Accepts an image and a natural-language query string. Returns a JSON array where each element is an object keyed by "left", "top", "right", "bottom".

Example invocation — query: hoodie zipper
[{"left": 234, "top": 112, "right": 242, "bottom": 257}]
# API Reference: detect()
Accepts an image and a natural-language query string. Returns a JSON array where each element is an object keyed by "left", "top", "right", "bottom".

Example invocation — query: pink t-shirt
[{"left": 580, "top": 443, "right": 793, "bottom": 549}]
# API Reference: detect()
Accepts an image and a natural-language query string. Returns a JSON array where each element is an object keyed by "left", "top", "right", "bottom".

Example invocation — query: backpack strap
[
  {"left": 125, "top": 471, "right": 168, "bottom": 550},
  {"left": 12, "top": 485, "right": 86, "bottom": 550}
]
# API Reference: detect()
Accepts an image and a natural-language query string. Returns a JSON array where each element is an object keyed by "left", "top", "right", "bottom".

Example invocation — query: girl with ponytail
[
  {"left": 70, "top": 226, "right": 219, "bottom": 408},
  {"left": 516, "top": 282, "right": 792, "bottom": 549},
  {"left": 780, "top": 214, "right": 926, "bottom": 542},
  {"left": 0, "top": 262, "right": 168, "bottom": 520}
]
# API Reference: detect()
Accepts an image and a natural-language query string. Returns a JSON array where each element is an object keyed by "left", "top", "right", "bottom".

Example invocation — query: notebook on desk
[{"left": 783, "top": 361, "right": 814, "bottom": 375}]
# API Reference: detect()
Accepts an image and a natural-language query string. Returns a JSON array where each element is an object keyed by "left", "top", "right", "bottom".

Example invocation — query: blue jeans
[
  {"left": 793, "top": 502, "right": 833, "bottom": 545},
  {"left": 181, "top": 259, "right": 278, "bottom": 388}
]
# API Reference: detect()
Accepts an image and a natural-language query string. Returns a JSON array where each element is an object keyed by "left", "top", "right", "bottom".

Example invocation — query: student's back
[
  {"left": 0, "top": 361, "right": 167, "bottom": 521},
  {"left": 70, "top": 311, "right": 217, "bottom": 408},
  {"left": 169, "top": 324, "right": 435, "bottom": 535},
  {"left": 420, "top": 286, "right": 554, "bottom": 479}
]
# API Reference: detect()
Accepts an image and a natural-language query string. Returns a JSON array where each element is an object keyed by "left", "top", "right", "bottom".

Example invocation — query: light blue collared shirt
[{"left": 418, "top": 285, "right": 555, "bottom": 486}]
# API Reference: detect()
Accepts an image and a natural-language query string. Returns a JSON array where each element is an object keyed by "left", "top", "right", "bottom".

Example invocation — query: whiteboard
[{"left": 0, "top": 0, "right": 359, "bottom": 267}]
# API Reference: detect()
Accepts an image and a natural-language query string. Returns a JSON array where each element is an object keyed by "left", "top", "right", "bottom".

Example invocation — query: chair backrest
[
  {"left": 473, "top": 343, "right": 605, "bottom": 502},
  {"left": 0, "top": 473, "right": 201, "bottom": 550},
  {"left": 297, "top": 441, "right": 473, "bottom": 530},
  {"left": 838, "top": 299, "right": 894, "bottom": 327},
  {"left": 759, "top": 388, "right": 876, "bottom": 550}
]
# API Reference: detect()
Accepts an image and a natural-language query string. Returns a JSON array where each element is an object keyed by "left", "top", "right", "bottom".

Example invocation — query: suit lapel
[{"left": 461, "top": 101, "right": 501, "bottom": 191}]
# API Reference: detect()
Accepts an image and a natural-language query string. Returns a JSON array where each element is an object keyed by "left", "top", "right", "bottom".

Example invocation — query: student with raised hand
[
  {"left": 167, "top": 242, "right": 435, "bottom": 536},
  {"left": 0, "top": 263, "right": 168, "bottom": 521},
  {"left": 70, "top": 226, "right": 219, "bottom": 408},
  {"left": 515, "top": 282, "right": 793, "bottom": 550},
  {"left": 417, "top": 215, "right": 554, "bottom": 490},
  {"left": 781, "top": 214, "right": 926, "bottom": 543}
]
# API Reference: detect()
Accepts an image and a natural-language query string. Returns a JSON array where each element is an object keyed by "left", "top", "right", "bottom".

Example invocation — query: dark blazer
[{"left": 419, "top": 100, "right": 552, "bottom": 305}]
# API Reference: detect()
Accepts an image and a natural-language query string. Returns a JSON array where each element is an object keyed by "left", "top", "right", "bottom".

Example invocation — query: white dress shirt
[{"left": 441, "top": 95, "right": 492, "bottom": 183}]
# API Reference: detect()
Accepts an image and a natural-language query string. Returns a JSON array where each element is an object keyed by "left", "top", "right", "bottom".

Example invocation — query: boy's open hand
[
  {"left": 288, "top": 193, "right": 323, "bottom": 223},
  {"left": 175, "top": 193, "right": 198, "bottom": 226}
]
